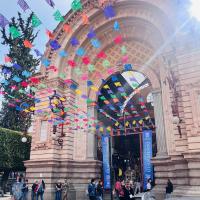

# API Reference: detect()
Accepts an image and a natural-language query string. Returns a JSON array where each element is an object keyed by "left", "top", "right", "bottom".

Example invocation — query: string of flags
[{"left": 0, "top": 0, "right": 155, "bottom": 135}]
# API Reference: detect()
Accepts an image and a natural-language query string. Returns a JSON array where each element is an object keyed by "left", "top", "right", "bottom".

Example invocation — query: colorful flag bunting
[
  {"left": 121, "top": 46, "right": 127, "bottom": 55},
  {"left": 45, "top": 0, "right": 55, "bottom": 8},
  {"left": 0, "top": 14, "right": 9, "bottom": 28},
  {"left": 13, "top": 63, "right": 22, "bottom": 70},
  {"left": 50, "top": 40, "right": 61, "bottom": 50},
  {"left": 63, "top": 24, "right": 72, "bottom": 33},
  {"left": 88, "top": 64, "right": 95, "bottom": 72},
  {"left": 97, "top": 51, "right": 106, "bottom": 59},
  {"left": 114, "top": 21, "right": 120, "bottom": 31},
  {"left": 70, "top": 37, "right": 79, "bottom": 46},
  {"left": 71, "top": 0, "right": 82, "bottom": 11},
  {"left": 81, "top": 13, "right": 89, "bottom": 25},
  {"left": 53, "top": 10, "right": 64, "bottom": 22},
  {"left": 76, "top": 48, "right": 85, "bottom": 57},
  {"left": 34, "top": 49, "right": 43, "bottom": 57},
  {"left": 87, "top": 27, "right": 96, "bottom": 39},
  {"left": 103, "top": 5, "right": 116, "bottom": 19},
  {"left": 91, "top": 38, "right": 101, "bottom": 48},
  {"left": 17, "top": 0, "right": 29, "bottom": 12},
  {"left": 82, "top": 56, "right": 90, "bottom": 65},
  {"left": 23, "top": 39, "right": 33, "bottom": 48},
  {"left": 46, "top": 30, "right": 54, "bottom": 39},
  {"left": 114, "top": 35, "right": 123, "bottom": 44},
  {"left": 4, "top": 56, "right": 12, "bottom": 63},
  {"left": 59, "top": 50, "right": 68, "bottom": 57},
  {"left": 32, "top": 14, "right": 41, "bottom": 27},
  {"left": 9, "top": 26, "right": 20, "bottom": 39}
]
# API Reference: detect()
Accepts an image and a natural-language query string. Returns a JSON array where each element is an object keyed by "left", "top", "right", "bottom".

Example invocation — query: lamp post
[{"left": 49, "top": 90, "right": 67, "bottom": 148}]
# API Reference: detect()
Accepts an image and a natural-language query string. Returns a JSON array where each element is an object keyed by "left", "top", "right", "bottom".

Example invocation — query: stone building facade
[{"left": 25, "top": 0, "right": 200, "bottom": 199}]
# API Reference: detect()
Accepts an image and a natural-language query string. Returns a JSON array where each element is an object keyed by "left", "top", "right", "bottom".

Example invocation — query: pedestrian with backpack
[{"left": 87, "top": 179, "right": 96, "bottom": 200}]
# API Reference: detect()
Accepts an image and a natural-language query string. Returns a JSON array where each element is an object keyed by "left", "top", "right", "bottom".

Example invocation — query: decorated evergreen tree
[{"left": 0, "top": 12, "right": 40, "bottom": 132}]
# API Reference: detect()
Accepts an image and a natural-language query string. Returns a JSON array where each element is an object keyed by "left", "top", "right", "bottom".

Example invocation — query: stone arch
[{"left": 43, "top": 0, "right": 175, "bottom": 80}]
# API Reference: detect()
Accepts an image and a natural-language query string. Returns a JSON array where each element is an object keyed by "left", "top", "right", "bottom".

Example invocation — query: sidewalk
[{"left": 0, "top": 193, "right": 11, "bottom": 200}]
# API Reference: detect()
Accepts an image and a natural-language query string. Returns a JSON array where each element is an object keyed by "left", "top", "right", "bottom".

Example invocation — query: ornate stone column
[
  {"left": 87, "top": 105, "right": 97, "bottom": 160},
  {"left": 152, "top": 89, "right": 168, "bottom": 157}
]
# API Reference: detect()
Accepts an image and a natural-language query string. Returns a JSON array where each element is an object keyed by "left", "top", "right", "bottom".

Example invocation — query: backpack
[
  {"left": 37, "top": 184, "right": 44, "bottom": 194},
  {"left": 88, "top": 183, "right": 96, "bottom": 196}
]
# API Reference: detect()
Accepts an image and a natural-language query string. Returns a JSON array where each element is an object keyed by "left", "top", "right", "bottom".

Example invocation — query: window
[{"left": 40, "top": 121, "right": 48, "bottom": 142}]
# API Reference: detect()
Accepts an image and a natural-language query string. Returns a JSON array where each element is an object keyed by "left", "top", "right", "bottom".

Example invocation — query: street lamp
[{"left": 49, "top": 90, "right": 67, "bottom": 148}]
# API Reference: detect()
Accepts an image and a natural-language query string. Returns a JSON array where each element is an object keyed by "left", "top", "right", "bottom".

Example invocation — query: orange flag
[
  {"left": 23, "top": 40, "right": 33, "bottom": 48},
  {"left": 46, "top": 29, "right": 54, "bottom": 39},
  {"left": 81, "top": 13, "right": 89, "bottom": 25},
  {"left": 63, "top": 24, "right": 72, "bottom": 33}
]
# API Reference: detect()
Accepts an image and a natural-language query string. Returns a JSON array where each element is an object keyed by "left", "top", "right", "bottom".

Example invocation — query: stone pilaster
[
  {"left": 152, "top": 89, "right": 168, "bottom": 157},
  {"left": 87, "top": 106, "right": 97, "bottom": 160}
]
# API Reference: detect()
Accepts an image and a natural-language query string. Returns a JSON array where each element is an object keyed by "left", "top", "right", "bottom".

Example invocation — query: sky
[{"left": 0, "top": 0, "right": 73, "bottom": 63}]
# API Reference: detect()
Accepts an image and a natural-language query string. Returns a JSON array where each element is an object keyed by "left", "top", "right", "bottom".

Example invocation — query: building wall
[{"left": 25, "top": 0, "right": 200, "bottom": 199}]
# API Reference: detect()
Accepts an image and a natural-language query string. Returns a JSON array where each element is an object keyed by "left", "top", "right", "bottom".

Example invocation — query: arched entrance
[{"left": 96, "top": 68, "right": 157, "bottom": 190}]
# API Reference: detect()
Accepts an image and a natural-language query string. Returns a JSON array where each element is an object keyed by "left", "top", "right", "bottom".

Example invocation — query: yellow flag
[
  {"left": 75, "top": 89, "right": 82, "bottom": 95},
  {"left": 91, "top": 86, "right": 98, "bottom": 91},
  {"left": 103, "top": 84, "right": 110, "bottom": 89},
  {"left": 114, "top": 82, "right": 122, "bottom": 87}
]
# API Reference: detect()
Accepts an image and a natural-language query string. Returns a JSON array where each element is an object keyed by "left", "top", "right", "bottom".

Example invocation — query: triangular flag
[
  {"left": 23, "top": 39, "right": 33, "bottom": 48},
  {"left": 63, "top": 24, "right": 72, "bottom": 33},
  {"left": 9, "top": 26, "right": 20, "bottom": 39},
  {"left": 71, "top": 0, "right": 82, "bottom": 11},
  {"left": 81, "top": 13, "right": 89, "bottom": 25},
  {"left": 114, "top": 21, "right": 120, "bottom": 31},
  {"left": 53, "top": 10, "right": 64, "bottom": 22},
  {"left": 32, "top": 14, "right": 41, "bottom": 27}
]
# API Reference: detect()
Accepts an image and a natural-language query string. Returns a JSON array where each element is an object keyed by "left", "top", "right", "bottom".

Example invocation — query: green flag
[
  {"left": 53, "top": 10, "right": 64, "bottom": 22},
  {"left": 32, "top": 14, "right": 41, "bottom": 27},
  {"left": 103, "top": 60, "right": 110, "bottom": 68},
  {"left": 88, "top": 64, "right": 95, "bottom": 72},
  {"left": 9, "top": 26, "right": 20, "bottom": 39},
  {"left": 71, "top": 0, "right": 82, "bottom": 11},
  {"left": 121, "top": 46, "right": 127, "bottom": 55}
]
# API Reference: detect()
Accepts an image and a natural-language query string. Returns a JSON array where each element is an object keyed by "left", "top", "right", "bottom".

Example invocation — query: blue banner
[
  {"left": 102, "top": 135, "right": 111, "bottom": 189},
  {"left": 143, "top": 130, "right": 153, "bottom": 190}
]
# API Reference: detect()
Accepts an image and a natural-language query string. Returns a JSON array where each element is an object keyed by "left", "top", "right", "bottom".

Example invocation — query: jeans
[
  {"left": 22, "top": 191, "right": 28, "bottom": 200},
  {"left": 166, "top": 193, "right": 172, "bottom": 199},
  {"left": 31, "top": 191, "right": 36, "bottom": 200},
  {"left": 96, "top": 196, "right": 102, "bottom": 200},
  {"left": 55, "top": 191, "right": 62, "bottom": 200},
  {"left": 36, "top": 192, "right": 44, "bottom": 200}
]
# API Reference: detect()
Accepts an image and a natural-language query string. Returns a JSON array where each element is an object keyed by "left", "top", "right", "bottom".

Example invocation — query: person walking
[
  {"left": 12, "top": 177, "right": 23, "bottom": 200},
  {"left": 146, "top": 178, "right": 152, "bottom": 191},
  {"left": 124, "top": 181, "right": 134, "bottom": 200},
  {"left": 62, "top": 179, "right": 70, "bottom": 200},
  {"left": 114, "top": 179, "right": 125, "bottom": 200},
  {"left": 87, "top": 178, "right": 96, "bottom": 200},
  {"left": 22, "top": 179, "right": 29, "bottom": 200},
  {"left": 36, "top": 180, "right": 45, "bottom": 200},
  {"left": 166, "top": 179, "right": 173, "bottom": 199},
  {"left": 96, "top": 180, "right": 103, "bottom": 200},
  {"left": 31, "top": 180, "right": 38, "bottom": 200},
  {"left": 55, "top": 180, "right": 62, "bottom": 200}
]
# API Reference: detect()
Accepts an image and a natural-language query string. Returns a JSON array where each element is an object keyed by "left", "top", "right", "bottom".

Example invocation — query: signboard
[
  {"left": 142, "top": 130, "right": 153, "bottom": 190},
  {"left": 102, "top": 135, "right": 111, "bottom": 189}
]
